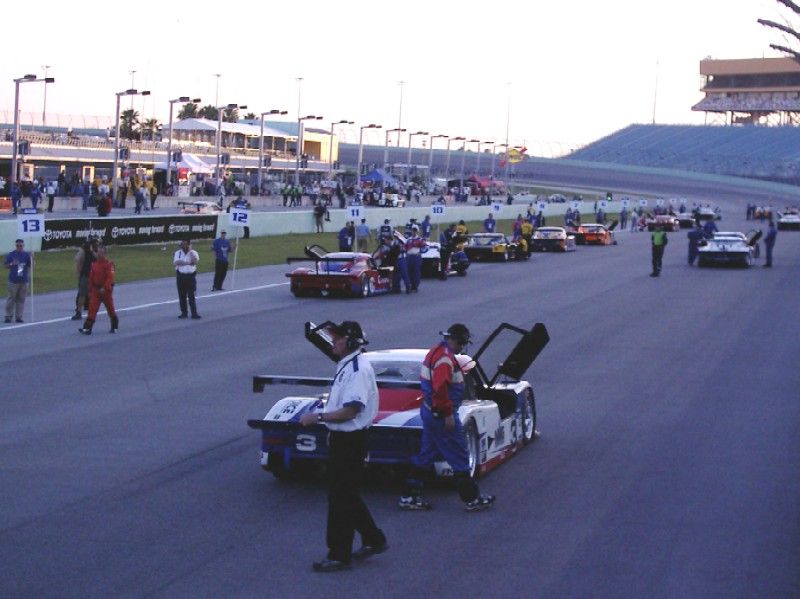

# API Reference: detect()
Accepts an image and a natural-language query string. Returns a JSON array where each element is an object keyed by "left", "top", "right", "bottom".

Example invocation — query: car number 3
[{"left": 295, "top": 434, "right": 317, "bottom": 452}]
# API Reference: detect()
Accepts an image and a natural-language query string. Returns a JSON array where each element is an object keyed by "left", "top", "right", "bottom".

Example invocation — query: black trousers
[
  {"left": 652, "top": 245, "right": 665, "bottom": 274},
  {"left": 326, "top": 430, "right": 385, "bottom": 562},
  {"left": 213, "top": 260, "right": 228, "bottom": 290},
  {"left": 176, "top": 272, "right": 198, "bottom": 316}
]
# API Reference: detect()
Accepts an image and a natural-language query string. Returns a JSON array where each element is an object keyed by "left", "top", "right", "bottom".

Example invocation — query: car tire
[
  {"left": 320, "top": 289, "right": 330, "bottom": 297},
  {"left": 464, "top": 420, "right": 480, "bottom": 479},
  {"left": 360, "top": 276, "right": 371, "bottom": 298},
  {"left": 698, "top": 257, "right": 707, "bottom": 268},
  {"left": 744, "top": 254, "right": 753, "bottom": 267},
  {"left": 267, "top": 451, "right": 292, "bottom": 480},
  {"left": 521, "top": 388, "right": 537, "bottom": 445}
]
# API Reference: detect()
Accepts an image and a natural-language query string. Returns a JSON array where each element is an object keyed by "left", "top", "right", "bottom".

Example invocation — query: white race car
[
  {"left": 697, "top": 230, "right": 761, "bottom": 267},
  {"left": 777, "top": 211, "right": 800, "bottom": 231},
  {"left": 248, "top": 321, "right": 550, "bottom": 480}
]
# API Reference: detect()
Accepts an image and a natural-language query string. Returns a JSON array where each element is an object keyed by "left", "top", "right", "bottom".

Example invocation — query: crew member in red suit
[{"left": 78, "top": 244, "right": 118, "bottom": 334}]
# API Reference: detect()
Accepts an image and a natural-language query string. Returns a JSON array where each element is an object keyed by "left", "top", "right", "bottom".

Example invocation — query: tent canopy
[
  {"left": 154, "top": 152, "right": 214, "bottom": 174},
  {"left": 360, "top": 168, "right": 398, "bottom": 187}
]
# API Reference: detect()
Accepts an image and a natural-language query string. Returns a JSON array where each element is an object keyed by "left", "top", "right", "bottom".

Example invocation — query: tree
[
  {"left": 177, "top": 102, "right": 199, "bottom": 120},
  {"left": 223, "top": 107, "right": 239, "bottom": 123},
  {"left": 759, "top": 0, "right": 800, "bottom": 59},
  {"left": 198, "top": 105, "right": 218, "bottom": 120},
  {"left": 120, "top": 109, "right": 141, "bottom": 140},
  {"left": 141, "top": 118, "right": 160, "bottom": 141},
  {"left": 243, "top": 112, "right": 256, "bottom": 120}
]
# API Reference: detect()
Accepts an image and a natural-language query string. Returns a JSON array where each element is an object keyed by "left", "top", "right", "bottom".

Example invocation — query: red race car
[
  {"left": 286, "top": 245, "right": 392, "bottom": 298},
  {"left": 569, "top": 222, "right": 618, "bottom": 245}
]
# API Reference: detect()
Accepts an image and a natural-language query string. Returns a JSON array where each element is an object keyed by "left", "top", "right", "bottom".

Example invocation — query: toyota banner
[{"left": 40, "top": 215, "right": 218, "bottom": 250}]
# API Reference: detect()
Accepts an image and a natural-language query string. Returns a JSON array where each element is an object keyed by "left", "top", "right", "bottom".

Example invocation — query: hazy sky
[{"left": 0, "top": 0, "right": 791, "bottom": 155}]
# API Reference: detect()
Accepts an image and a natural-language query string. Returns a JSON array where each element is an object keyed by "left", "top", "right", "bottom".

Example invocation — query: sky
[{"left": 0, "top": 0, "right": 792, "bottom": 156}]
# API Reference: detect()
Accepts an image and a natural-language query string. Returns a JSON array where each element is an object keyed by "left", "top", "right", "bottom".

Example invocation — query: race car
[
  {"left": 285, "top": 245, "right": 392, "bottom": 297},
  {"left": 675, "top": 212, "right": 697, "bottom": 229},
  {"left": 697, "top": 230, "right": 761, "bottom": 267},
  {"left": 530, "top": 227, "right": 576, "bottom": 252},
  {"left": 695, "top": 206, "right": 721, "bottom": 221},
  {"left": 248, "top": 320, "right": 550, "bottom": 480},
  {"left": 464, "top": 233, "right": 528, "bottom": 261},
  {"left": 393, "top": 231, "right": 469, "bottom": 278},
  {"left": 646, "top": 214, "right": 680, "bottom": 232},
  {"left": 569, "top": 222, "right": 618, "bottom": 245},
  {"left": 777, "top": 211, "right": 800, "bottom": 231},
  {"left": 378, "top": 193, "right": 406, "bottom": 208},
  {"left": 178, "top": 200, "right": 223, "bottom": 214}
]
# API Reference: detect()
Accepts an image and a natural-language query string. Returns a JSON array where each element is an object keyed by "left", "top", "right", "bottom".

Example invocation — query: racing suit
[
  {"left": 391, "top": 238, "right": 410, "bottom": 293},
  {"left": 83, "top": 257, "right": 118, "bottom": 332},
  {"left": 404, "top": 234, "right": 425, "bottom": 291},
  {"left": 405, "top": 342, "right": 480, "bottom": 503}
]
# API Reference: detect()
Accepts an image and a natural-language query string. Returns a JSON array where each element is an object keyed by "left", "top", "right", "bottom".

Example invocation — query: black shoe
[
  {"left": 15, "top": 318, "right": 23, "bottom": 323},
  {"left": 464, "top": 494, "right": 496, "bottom": 512},
  {"left": 191, "top": 314, "right": 202, "bottom": 319},
  {"left": 71, "top": 313, "right": 82, "bottom": 321},
  {"left": 4, "top": 317, "right": 10, "bottom": 323},
  {"left": 352, "top": 543, "right": 389, "bottom": 561},
  {"left": 211, "top": 288, "right": 218, "bottom": 292},
  {"left": 406, "top": 288, "right": 412, "bottom": 294},
  {"left": 78, "top": 327, "right": 92, "bottom": 335},
  {"left": 109, "top": 327, "right": 118, "bottom": 334},
  {"left": 649, "top": 273, "right": 658, "bottom": 277},
  {"left": 312, "top": 558, "right": 352, "bottom": 573},
  {"left": 178, "top": 314, "right": 188, "bottom": 319}
]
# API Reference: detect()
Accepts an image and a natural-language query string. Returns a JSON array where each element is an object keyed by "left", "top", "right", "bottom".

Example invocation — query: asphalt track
[{"left": 0, "top": 183, "right": 798, "bottom": 598}]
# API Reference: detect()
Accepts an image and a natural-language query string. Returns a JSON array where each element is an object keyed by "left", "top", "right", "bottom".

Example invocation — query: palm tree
[
  {"left": 223, "top": 107, "right": 239, "bottom": 123},
  {"left": 177, "top": 103, "right": 199, "bottom": 120},
  {"left": 759, "top": 0, "right": 800, "bottom": 58},
  {"left": 198, "top": 105, "right": 218, "bottom": 120},
  {"left": 243, "top": 112, "right": 256, "bottom": 120},
  {"left": 120, "top": 109, "right": 141, "bottom": 140},
  {"left": 141, "top": 118, "right": 160, "bottom": 141}
]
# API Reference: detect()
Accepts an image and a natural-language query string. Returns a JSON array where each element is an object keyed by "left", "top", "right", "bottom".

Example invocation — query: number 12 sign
[
  {"left": 229, "top": 208, "right": 250, "bottom": 227},
  {"left": 17, "top": 213, "right": 45, "bottom": 238}
]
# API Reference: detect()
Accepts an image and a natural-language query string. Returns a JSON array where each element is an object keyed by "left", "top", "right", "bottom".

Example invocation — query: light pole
[
  {"left": 167, "top": 96, "right": 201, "bottom": 191},
  {"left": 213, "top": 74, "right": 222, "bottom": 106},
  {"left": 460, "top": 139, "right": 480, "bottom": 190},
  {"left": 476, "top": 141, "right": 493, "bottom": 176},
  {"left": 383, "top": 127, "right": 405, "bottom": 171},
  {"left": 258, "top": 109, "right": 288, "bottom": 192},
  {"left": 215, "top": 103, "right": 246, "bottom": 193},
  {"left": 11, "top": 74, "right": 54, "bottom": 185},
  {"left": 294, "top": 115, "right": 323, "bottom": 187},
  {"left": 357, "top": 124, "right": 382, "bottom": 189},
  {"left": 445, "top": 136, "right": 465, "bottom": 179},
  {"left": 428, "top": 134, "right": 448, "bottom": 183},
  {"left": 112, "top": 88, "right": 150, "bottom": 205},
  {"left": 42, "top": 65, "right": 51, "bottom": 127},
  {"left": 396, "top": 81, "right": 405, "bottom": 147},
  {"left": 328, "top": 119, "right": 353, "bottom": 179},
  {"left": 406, "top": 130, "right": 428, "bottom": 183}
]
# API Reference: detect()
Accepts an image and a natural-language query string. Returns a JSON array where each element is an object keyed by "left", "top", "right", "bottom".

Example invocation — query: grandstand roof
[
  {"left": 700, "top": 57, "right": 800, "bottom": 77},
  {"left": 171, "top": 118, "right": 293, "bottom": 138}
]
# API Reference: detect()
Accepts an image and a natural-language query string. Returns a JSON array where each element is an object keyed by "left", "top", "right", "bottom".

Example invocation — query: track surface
[{"left": 1, "top": 187, "right": 798, "bottom": 598}]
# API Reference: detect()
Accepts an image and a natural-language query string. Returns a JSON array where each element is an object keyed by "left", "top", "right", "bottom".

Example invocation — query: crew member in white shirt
[
  {"left": 173, "top": 239, "right": 200, "bottom": 319},
  {"left": 299, "top": 320, "right": 387, "bottom": 572}
]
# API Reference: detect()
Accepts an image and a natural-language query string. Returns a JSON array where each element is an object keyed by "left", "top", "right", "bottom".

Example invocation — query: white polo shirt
[
  {"left": 173, "top": 248, "right": 199, "bottom": 274},
  {"left": 324, "top": 350, "right": 379, "bottom": 432}
]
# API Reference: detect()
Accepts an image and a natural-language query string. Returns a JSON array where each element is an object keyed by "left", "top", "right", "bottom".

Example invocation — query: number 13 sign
[{"left": 17, "top": 212, "right": 45, "bottom": 238}]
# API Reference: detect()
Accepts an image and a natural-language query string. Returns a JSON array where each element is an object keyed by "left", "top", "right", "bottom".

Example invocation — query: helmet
[{"left": 440, "top": 323, "right": 471, "bottom": 346}]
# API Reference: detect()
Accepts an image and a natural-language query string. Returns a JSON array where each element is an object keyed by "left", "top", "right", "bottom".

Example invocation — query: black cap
[
  {"left": 328, "top": 321, "right": 368, "bottom": 345},
  {"left": 440, "top": 323, "right": 471, "bottom": 345}
]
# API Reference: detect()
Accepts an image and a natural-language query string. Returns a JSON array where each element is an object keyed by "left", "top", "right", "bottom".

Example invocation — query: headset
[
  {"left": 339, "top": 321, "right": 368, "bottom": 351},
  {"left": 441, "top": 323, "right": 471, "bottom": 346}
]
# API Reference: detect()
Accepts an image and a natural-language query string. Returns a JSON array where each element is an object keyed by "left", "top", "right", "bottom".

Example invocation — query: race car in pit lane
[
  {"left": 464, "top": 233, "right": 528, "bottom": 261},
  {"left": 248, "top": 320, "right": 549, "bottom": 480},
  {"left": 530, "top": 227, "right": 577, "bottom": 252},
  {"left": 393, "top": 231, "right": 469, "bottom": 278},
  {"left": 697, "top": 230, "right": 761, "bottom": 267},
  {"left": 569, "top": 222, "right": 618, "bottom": 245},
  {"left": 675, "top": 212, "right": 697, "bottom": 229},
  {"left": 645, "top": 214, "right": 681, "bottom": 232},
  {"left": 285, "top": 245, "right": 392, "bottom": 298},
  {"left": 777, "top": 211, "right": 800, "bottom": 231}
]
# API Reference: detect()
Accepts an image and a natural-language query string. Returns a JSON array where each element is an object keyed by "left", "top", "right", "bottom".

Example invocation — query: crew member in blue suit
[
  {"left": 483, "top": 213, "right": 496, "bottom": 233},
  {"left": 338, "top": 222, "right": 353, "bottom": 251},
  {"left": 763, "top": 220, "right": 777, "bottom": 267},
  {"left": 391, "top": 234, "right": 410, "bottom": 293},
  {"left": 702, "top": 218, "right": 718, "bottom": 238},
  {"left": 420, "top": 215, "right": 432, "bottom": 240},
  {"left": 399, "top": 324, "right": 495, "bottom": 512},
  {"left": 404, "top": 225, "right": 425, "bottom": 291},
  {"left": 687, "top": 223, "right": 702, "bottom": 266}
]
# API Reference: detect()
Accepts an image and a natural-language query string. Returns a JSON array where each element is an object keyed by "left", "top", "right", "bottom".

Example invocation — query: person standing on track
[
  {"left": 399, "top": 323, "right": 496, "bottom": 512},
  {"left": 78, "top": 244, "right": 118, "bottom": 334},
  {"left": 650, "top": 224, "right": 668, "bottom": 277},
  {"left": 174, "top": 239, "right": 201, "bottom": 319},
  {"left": 210, "top": 230, "right": 233, "bottom": 291},
  {"left": 299, "top": 321, "right": 388, "bottom": 572},
  {"left": 404, "top": 224, "right": 425, "bottom": 292},
  {"left": 763, "top": 220, "right": 777, "bottom": 267}
]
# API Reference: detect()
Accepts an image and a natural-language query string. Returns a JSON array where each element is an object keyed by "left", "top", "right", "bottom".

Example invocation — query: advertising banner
[{"left": 41, "top": 215, "right": 218, "bottom": 250}]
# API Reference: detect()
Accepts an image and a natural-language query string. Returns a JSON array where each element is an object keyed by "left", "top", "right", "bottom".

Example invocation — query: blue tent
[{"left": 360, "top": 168, "right": 398, "bottom": 187}]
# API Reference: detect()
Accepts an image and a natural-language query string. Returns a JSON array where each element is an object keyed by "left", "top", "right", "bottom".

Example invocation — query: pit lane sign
[
  {"left": 639, "top": 199, "right": 648, "bottom": 207},
  {"left": 571, "top": 200, "right": 580, "bottom": 210},
  {"left": 491, "top": 202, "right": 502, "bottom": 214},
  {"left": 229, "top": 208, "right": 250, "bottom": 227},
  {"left": 430, "top": 204, "right": 446, "bottom": 217},
  {"left": 621, "top": 199, "right": 630, "bottom": 208},
  {"left": 348, "top": 206, "right": 362, "bottom": 220},
  {"left": 17, "top": 210, "right": 45, "bottom": 238},
  {"left": 537, "top": 201, "right": 547, "bottom": 212},
  {"left": 599, "top": 200, "right": 608, "bottom": 210}
]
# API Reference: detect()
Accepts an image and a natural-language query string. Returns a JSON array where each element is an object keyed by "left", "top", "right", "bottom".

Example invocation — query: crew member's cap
[
  {"left": 328, "top": 321, "right": 368, "bottom": 345},
  {"left": 440, "top": 323, "right": 471, "bottom": 345},
  {"left": 384, "top": 218, "right": 390, "bottom": 224}
]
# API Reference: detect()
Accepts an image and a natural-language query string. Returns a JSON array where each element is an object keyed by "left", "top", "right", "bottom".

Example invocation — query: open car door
[
  {"left": 746, "top": 229, "right": 762, "bottom": 247},
  {"left": 469, "top": 322, "right": 549, "bottom": 389},
  {"left": 305, "top": 245, "right": 329, "bottom": 260}
]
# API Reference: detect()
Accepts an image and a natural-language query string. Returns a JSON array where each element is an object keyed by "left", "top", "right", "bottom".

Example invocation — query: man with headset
[
  {"left": 299, "top": 321, "right": 387, "bottom": 572},
  {"left": 399, "top": 323, "right": 496, "bottom": 512}
]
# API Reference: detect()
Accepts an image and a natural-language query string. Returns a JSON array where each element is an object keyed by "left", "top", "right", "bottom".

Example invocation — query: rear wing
[{"left": 253, "top": 374, "right": 421, "bottom": 393}]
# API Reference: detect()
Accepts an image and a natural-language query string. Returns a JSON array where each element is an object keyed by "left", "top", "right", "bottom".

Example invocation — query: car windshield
[
  {"left": 320, "top": 260, "right": 354, "bottom": 273},
  {"left": 369, "top": 360, "right": 421, "bottom": 381},
  {"left": 471, "top": 235, "right": 503, "bottom": 246}
]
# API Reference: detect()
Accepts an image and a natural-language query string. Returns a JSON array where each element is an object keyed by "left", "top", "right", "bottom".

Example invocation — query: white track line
[{"left": 0, "top": 281, "right": 289, "bottom": 332}]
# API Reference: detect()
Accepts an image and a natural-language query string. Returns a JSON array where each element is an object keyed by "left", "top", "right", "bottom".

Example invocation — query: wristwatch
[{"left": 317, "top": 413, "right": 325, "bottom": 423}]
